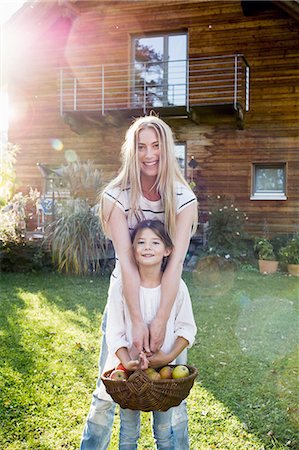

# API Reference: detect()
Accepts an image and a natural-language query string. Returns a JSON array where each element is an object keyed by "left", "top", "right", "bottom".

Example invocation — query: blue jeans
[
  {"left": 119, "top": 407, "right": 174, "bottom": 450},
  {"left": 79, "top": 309, "right": 189, "bottom": 450}
]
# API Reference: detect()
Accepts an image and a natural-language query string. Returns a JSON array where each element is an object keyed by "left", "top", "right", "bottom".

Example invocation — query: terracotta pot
[
  {"left": 287, "top": 264, "right": 299, "bottom": 277},
  {"left": 258, "top": 259, "right": 278, "bottom": 274}
]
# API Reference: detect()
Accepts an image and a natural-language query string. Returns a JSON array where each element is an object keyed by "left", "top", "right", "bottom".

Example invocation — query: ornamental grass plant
[
  {"left": 44, "top": 161, "right": 111, "bottom": 275},
  {"left": 0, "top": 270, "right": 298, "bottom": 450},
  {"left": 45, "top": 200, "right": 109, "bottom": 275}
]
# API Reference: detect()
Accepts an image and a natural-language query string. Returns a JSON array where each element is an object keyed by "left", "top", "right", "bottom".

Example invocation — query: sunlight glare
[
  {"left": 0, "top": 1, "right": 25, "bottom": 25},
  {"left": 0, "top": 90, "right": 9, "bottom": 132}
]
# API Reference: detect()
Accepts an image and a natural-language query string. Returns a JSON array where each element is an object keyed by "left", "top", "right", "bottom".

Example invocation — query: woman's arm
[
  {"left": 149, "top": 202, "right": 197, "bottom": 352},
  {"left": 103, "top": 197, "right": 150, "bottom": 353}
]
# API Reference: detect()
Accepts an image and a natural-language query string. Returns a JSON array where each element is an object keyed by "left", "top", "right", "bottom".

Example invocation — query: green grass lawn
[{"left": 0, "top": 268, "right": 298, "bottom": 449}]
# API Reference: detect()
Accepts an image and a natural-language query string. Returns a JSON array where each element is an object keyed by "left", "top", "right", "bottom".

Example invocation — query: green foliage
[
  {"left": 0, "top": 189, "right": 40, "bottom": 243},
  {"left": 206, "top": 197, "right": 249, "bottom": 260},
  {"left": 0, "top": 271, "right": 298, "bottom": 449},
  {"left": 279, "top": 235, "right": 299, "bottom": 265},
  {"left": 0, "top": 143, "right": 19, "bottom": 206},
  {"left": 254, "top": 238, "right": 276, "bottom": 261},
  {"left": 0, "top": 239, "right": 52, "bottom": 272},
  {"left": 44, "top": 161, "right": 111, "bottom": 275},
  {"left": 45, "top": 201, "right": 111, "bottom": 275}
]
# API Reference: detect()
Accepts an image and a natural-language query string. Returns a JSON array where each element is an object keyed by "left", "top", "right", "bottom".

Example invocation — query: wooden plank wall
[{"left": 6, "top": 0, "right": 299, "bottom": 235}]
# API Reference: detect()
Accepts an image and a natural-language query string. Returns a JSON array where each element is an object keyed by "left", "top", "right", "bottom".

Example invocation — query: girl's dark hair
[
  {"left": 131, "top": 220, "right": 173, "bottom": 248},
  {"left": 131, "top": 220, "right": 174, "bottom": 271}
]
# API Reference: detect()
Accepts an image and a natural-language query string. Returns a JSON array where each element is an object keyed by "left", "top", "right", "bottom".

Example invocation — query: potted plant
[
  {"left": 279, "top": 235, "right": 299, "bottom": 276},
  {"left": 254, "top": 238, "right": 278, "bottom": 274}
]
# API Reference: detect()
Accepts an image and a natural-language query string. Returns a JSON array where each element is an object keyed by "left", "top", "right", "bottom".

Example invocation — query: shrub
[
  {"left": 0, "top": 188, "right": 40, "bottom": 242},
  {"left": 206, "top": 197, "right": 249, "bottom": 260},
  {"left": 0, "top": 143, "right": 19, "bottom": 207},
  {"left": 279, "top": 235, "right": 299, "bottom": 265},
  {"left": 254, "top": 238, "right": 276, "bottom": 261},
  {"left": 0, "top": 239, "right": 52, "bottom": 272}
]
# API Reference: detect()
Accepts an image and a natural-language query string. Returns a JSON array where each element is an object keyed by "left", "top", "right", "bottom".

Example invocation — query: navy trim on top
[{"left": 178, "top": 197, "right": 196, "bottom": 210}]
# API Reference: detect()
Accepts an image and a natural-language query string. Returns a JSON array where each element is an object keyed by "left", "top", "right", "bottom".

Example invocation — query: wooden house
[{"left": 4, "top": 0, "right": 299, "bottom": 236}]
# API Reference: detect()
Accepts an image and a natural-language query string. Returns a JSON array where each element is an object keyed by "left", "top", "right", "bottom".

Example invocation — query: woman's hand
[
  {"left": 132, "top": 321, "right": 150, "bottom": 354},
  {"left": 147, "top": 350, "right": 169, "bottom": 369},
  {"left": 149, "top": 316, "right": 166, "bottom": 353}
]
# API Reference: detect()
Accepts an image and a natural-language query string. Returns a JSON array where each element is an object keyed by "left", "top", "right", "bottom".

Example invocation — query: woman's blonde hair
[{"left": 100, "top": 115, "right": 197, "bottom": 241}]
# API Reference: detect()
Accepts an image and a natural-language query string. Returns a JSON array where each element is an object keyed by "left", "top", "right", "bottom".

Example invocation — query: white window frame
[
  {"left": 174, "top": 142, "right": 186, "bottom": 176},
  {"left": 131, "top": 32, "right": 188, "bottom": 107},
  {"left": 251, "top": 162, "right": 287, "bottom": 200}
]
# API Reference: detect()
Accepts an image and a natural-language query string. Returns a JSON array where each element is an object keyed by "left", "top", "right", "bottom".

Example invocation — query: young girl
[{"left": 99, "top": 220, "right": 197, "bottom": 449}]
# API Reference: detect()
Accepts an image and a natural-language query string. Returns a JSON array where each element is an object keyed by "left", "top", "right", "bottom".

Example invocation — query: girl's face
[
  {"left": 133, "top": 228, "right": 171, "bottom": 267},
  {"left": 137, "top": 127, "right": 161, "bottom": 180}
]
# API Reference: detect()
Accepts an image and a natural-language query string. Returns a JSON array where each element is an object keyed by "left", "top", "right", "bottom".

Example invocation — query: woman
[{"left": 80, "top": 115, "right": 198, "bottom": 450}]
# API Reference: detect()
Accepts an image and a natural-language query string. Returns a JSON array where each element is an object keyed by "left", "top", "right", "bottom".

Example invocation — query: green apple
[
  {"left": 110, "top": 369, "right": 128, "bottom": 381},
  {"left": 172, "top": 365, "right": 190, "bottom": 379},
  {"left": 159, "top": 366, "right": 173, "bottom": 379}
]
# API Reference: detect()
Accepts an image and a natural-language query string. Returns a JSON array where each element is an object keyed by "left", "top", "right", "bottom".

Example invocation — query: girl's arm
[
  {"left": 147, "top": 337, "right": 189, "bottom": 368},
  {"left": 149, "top": 203, "right": 197, "bottom": 352},
  {"left": 103, "top": 197, "right": 150, "bottom": 353}
]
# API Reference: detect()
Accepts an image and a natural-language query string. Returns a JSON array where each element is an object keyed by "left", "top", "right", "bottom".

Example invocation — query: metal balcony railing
[{"left": 59, "top": 54, "right": 249, "bottom": 116}]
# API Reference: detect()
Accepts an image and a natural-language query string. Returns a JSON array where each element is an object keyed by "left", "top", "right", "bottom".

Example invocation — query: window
[
  {"left": 251, "top": 163, "right": 287, "bottom": 200},
  {"left": 175, "top": 143, "right": 186, "bottom": 175},
  {"left": 132, "top": 32, "right": 187, "bottom": 108},
  {"left": 37, "top": 164, "right": 69, "bottom": 198}
]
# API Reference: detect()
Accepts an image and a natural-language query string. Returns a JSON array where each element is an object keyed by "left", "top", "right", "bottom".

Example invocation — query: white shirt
[{"left": 97, "top": 279, "right": 197, "bottom": 401}]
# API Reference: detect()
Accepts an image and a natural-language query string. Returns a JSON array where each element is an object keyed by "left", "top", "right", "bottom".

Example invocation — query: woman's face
[{"left": 137, "top": 127, "right": 160, "bottom": 180}]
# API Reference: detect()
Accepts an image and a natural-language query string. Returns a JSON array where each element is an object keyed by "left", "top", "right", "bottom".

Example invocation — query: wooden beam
[{"left": 273, "top": 1, "right": 299, "bottom": 21}]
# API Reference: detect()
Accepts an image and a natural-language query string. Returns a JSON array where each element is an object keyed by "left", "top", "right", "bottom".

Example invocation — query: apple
[
  {"left": 172, "top": 365, "right": 190, "bottom": 379},
  {"left": 110, "top": 369, "right": 128, "bottom": 381},
  {"left": 116, "top": 363, "right": 127, "bottom": 372},
  {"left": 144, "top": 368, "right": 161, "bottom": 380},
  {"left": 159, "top": 366, "right": 173, "bottom": 379}
]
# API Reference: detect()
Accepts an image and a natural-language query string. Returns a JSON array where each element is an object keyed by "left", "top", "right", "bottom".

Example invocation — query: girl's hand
[
  {"left": 148, "top": 350, "right": 169, "bottom": 369},
  {"left": 125, "top": 359, "right": 141, "bottom": 371},
  {"left": 149, "top": 316, "right": 166, "bottom": 353},
  {"left": 124, "top": 351, "right": 149, "bottom": 371}
]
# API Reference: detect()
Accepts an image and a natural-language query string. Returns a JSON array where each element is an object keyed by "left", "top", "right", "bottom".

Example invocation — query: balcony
[{"left": 60, "top": 54, "right": 249, "bottom": 129}]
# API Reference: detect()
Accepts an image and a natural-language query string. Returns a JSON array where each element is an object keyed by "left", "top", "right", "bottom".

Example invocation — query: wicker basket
[{"left": 101, "top": 365, "right": 198, "bottom": 412}]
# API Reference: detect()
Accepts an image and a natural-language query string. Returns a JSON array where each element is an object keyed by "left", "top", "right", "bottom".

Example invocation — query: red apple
[
  {"left": 116, "top": 363, "right": 127, "bottom": 372},
  {"left": 172, "top": 365, "right": 190, "bottom": 379},
  {"left": 159, "top": 366, "right": 173, "bottom": 379},
  {"left": 110, "top": 369, "right": 128, "bottom": 381}
]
